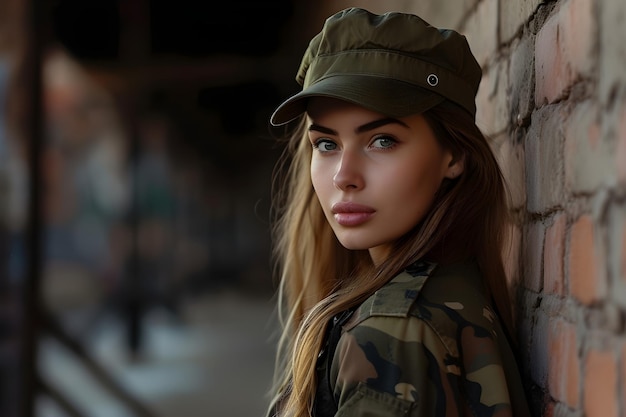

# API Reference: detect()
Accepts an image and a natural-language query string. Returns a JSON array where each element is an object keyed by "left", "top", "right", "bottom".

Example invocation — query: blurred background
[
  {"left": 1, "top": 1, "right": 316, "bottom": 417},
  {"left": 0, "top": 1, "right": 470, "bottom": 417}
]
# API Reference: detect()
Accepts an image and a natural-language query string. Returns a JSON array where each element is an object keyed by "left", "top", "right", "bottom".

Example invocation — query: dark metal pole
[{"left": 20, "top": 0, "right": 44, "bottom": 415}]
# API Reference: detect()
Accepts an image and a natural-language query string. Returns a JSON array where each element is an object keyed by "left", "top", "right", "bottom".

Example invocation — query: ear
[{"left": 444, "top": 154, "right": 465, "bottom": 179}]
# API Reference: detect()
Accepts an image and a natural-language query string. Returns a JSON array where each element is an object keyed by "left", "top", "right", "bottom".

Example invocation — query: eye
[
  {"left": 370, "top": 135, "right": 397, "bottom": 149},
  {"left": 312, "top": 138, "right": 338, "bottom": 152}
]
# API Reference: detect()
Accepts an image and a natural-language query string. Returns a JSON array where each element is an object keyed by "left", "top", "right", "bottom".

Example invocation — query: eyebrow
[{"left": 308, "top": 117, "right": 409, "bottom": 135}]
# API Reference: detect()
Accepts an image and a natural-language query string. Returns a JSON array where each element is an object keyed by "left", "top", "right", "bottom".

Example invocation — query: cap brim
[{"left": 270, "top": 75, "right": 445, "bottom": 126}]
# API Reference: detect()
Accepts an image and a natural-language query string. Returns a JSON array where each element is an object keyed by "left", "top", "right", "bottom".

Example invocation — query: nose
[{"left": 333, "top": 149, "right": 364, "bottom": 190}]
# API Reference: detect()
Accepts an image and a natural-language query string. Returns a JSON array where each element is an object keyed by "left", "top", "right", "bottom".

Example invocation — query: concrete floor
[{"left": 37, "top": 290, "right": 279, "bottom": 417}]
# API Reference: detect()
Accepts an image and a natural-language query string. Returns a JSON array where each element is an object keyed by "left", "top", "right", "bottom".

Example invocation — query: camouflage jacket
[{"left": 314, "top": 260, "right": 531, "bottom": 417}]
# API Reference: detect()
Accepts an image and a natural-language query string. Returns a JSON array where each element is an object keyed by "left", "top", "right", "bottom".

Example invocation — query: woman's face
[{"left": 307, "top": 97, "right": 461, "bottom": 265}]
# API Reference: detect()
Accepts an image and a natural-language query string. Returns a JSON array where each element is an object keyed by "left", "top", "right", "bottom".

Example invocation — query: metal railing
[{"left": 19, "top": 1, "right": 157, "bottom": 416}]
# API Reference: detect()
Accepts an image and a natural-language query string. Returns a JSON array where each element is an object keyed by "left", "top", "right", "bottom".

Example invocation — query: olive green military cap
[{"left": 270, "top": 8, "right": 482, "bottom": 126}]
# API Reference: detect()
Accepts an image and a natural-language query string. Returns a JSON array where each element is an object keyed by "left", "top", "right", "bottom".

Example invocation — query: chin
[
  {"left": 337, "top": 242, "right": 367, "bottom": 251},
  {"left": 335, "top": 235, "right": 377, "bottom": 251}
]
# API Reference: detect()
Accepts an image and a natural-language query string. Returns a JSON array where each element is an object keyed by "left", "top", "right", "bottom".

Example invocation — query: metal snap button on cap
[{"left": 427, "top": 74, "right": 439, "bottom": 86}]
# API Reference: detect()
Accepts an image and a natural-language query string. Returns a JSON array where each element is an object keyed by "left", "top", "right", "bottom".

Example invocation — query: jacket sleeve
[{"left": 329, "top": 314, "right": 515, "bottom": 417}]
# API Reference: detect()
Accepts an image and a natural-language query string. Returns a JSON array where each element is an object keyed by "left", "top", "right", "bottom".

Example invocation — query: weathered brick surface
[
  {"left": 462, "top": 0, "right": 499, "bottom": 67},
  {"left": 584, "top": 348, "right": 618, "bottom": 417},
  {"left": 499, "top": 0, "right": 542, "bottom": 44},
  {"left": 548, "top": 318, "right": 580, "bottom": 408},
  {"left": 476, "top": 60, "right": 510, "bottom": 136},
  {"left": 609, "top": 203, "right": 626, "bottom": 309},
  {"left": 544, "top": 214, "right": 566, "bottom": 296},
  {"left": 529, "top": 310, "right": 550, "bottom": 386},
  {"left": 565, "top": 100, "right": 616, "bottom": 193},
  {"left": 612, "top": 100, "right": 626, "bottom": 184},
  {"left": 421, "top": 0, "right": 625, "bottom": 414},
  {"left": 492, "top": 134, "right": 526, "bottom": 210},
  {"left": 599, "top": 0, "right": 626, "bottom": 105},
  {"left": 525, "top": 105, "right": 566, "bottom": 213},
  {"left": 408, "top": 0, "right": 479, "bottom": 29},
  {"left": 508, "top": 35, "right": 536, "bottom": 123},
  {"left": 524, "top": 220, "right": 545, "bottom": 292},
  {"left": 569, "top": 215, "right": 606, "bottom": 305},
  {"left": 535, "top": 0, "right": 596, "bottom": 105}
]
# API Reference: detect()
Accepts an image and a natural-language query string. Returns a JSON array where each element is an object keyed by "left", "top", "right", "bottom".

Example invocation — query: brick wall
[
  {"left": 311, "top": 1, "right": 626, "bottom": 415},
  {"left": 435, "top": 0, "right": 625, "bottom": 415}
]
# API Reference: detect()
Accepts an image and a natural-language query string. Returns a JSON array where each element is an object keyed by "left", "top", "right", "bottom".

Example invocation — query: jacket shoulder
[
  {"left": 413, "top": 262, "right": 498, "bottom": 357},
  {"left": 334, "top": 261, "right": 531, "bottom": 416},
  {"left": 346, "top": 261, "right": 497, "bottom": 358},
  {"left": 345, "top": 260, "right": 437, "bottom": 329}
]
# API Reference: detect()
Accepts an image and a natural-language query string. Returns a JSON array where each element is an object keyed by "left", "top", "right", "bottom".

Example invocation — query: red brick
[
  {"left": 535, "top": 0, "right": 595, "bottom": 105},
  {"left": 569, "top": 215, "right": 605, "bottom": 304},
  {"left": 544, "top": 214, "right": 566, "bottom": 295},
  {"left": 548, "top": 319, "right": 580, "bottom": 408},
  {"left": 584, "top": 349, "right": 618, "bottom": 417}
]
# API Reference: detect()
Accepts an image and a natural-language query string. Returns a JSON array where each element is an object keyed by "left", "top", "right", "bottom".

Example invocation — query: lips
[{"left": 331, "top": 202, "right": 376, "bottom": 226}]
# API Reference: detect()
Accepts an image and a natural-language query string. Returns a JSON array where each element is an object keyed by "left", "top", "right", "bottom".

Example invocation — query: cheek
[
  {"left": 310, "top": 161, "right": 331, "bottom": 199},
  {"left": 384, "top": 164, "right": 444, "bottom": 207},
  {"left": 310, "top": 162, "right": 322, "bottom": 190},
  {"left": 384, "top": 179, "right": 440, "bottom": 235}
]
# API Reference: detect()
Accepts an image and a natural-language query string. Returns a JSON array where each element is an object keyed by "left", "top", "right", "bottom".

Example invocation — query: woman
[{"left": 267, "top": 8, "right": 531, "bottom": 417}]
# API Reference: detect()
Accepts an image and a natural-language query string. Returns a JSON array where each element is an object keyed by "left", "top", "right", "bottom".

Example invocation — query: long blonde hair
[{"left": 268, "top": 101, "right": 512, "bottom": 417}]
